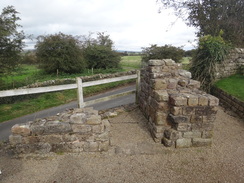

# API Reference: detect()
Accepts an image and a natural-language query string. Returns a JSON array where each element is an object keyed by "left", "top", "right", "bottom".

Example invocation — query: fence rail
[{"left": 0, "top": 73, "right": 140, "bottom": 108}]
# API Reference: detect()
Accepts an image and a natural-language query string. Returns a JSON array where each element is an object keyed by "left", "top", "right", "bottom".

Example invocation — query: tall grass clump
[{"left": 190, "top": 33, "right": 231, "bottom": 92}]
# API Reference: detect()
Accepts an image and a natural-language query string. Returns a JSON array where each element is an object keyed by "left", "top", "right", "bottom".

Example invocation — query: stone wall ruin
[
  {"left": 9, "top": 107, "right": 110, "bottom": 154},
  {"left": 138, "top": 59, "right": 219, "bottom": 148}
]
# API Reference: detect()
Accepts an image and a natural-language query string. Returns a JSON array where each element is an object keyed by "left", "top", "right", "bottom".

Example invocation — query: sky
[{"left": 0, "top": 0, "right": 198, "bottom": 51}]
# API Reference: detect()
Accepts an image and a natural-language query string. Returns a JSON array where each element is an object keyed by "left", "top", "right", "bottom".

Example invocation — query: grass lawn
[
  {"left": 214, "top": 74, "right": 244, "bottom": 101},
  {"left": 120, "top": 56, "right": 142, "bottom": 70}
]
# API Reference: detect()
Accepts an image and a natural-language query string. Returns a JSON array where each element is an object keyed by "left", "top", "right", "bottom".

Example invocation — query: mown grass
[
  {"left": 214, "top": 74, "right": 244, "bottom": 101},
  {"left": 120, "top": 56, "right": 142, "bottom": 70}
]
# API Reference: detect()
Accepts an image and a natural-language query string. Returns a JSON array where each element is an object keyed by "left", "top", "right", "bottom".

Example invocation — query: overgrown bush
[
  {"left": 141, "top": 44, "right": 184, "bottom": 63},
  {"left": 190, "top": 33, "right": 231, "bottom": 92},
  {"left": 35, "top": 32, "right": 86, "bottom": 74},
  {"left": 81, "top": 32, "right": 121, "bottom": 69}
]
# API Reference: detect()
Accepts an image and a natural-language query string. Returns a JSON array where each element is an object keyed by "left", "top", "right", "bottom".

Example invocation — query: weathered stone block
[
  {"left": 183, "top": 131, "right": 201, "bottom": 138},
  {"left": 155, "top": 112, "right": 168, "bottom": 126},
  {"left": 175, "top": 123, "right": 191, "bottom": 132},
  {"left": 148, "top": 59, "right": 165, "bottom": 66},
  {"left": 9, "top": 135, "right": 22, "bottom": 145},
  {"left": 179, "top": 69, "right": 191, "bottom": 79},
  {"left": 43, "top": 121, "right": 72, "bottom": 134},
  {"left": 151, "top": 79, "right": 167, "bottom": 90},
  {"left": 88, "top": 142, "right": 99, "bottom": 152},
  {"left": 176, "top": 138, "right": 192, "bottom": 148},
  {"left": 207, "top": 95, "right": 219, "bottom": 106},
  {"left": 148, "top": 66, "right": 162, "bottom": 73},
  {"left": 187, "top": 80, "right": 200, "bottom": 89},
  {"left": 164, "top": 59, "right": 175, "bottom": 66},
  {"left": 192, "top": 138, "right": 212, "bottom": 147},
  {"left": 169, "top": 94, "right": 187, "bottom": 106},
  {"left": 162, "top": 137, "right": 174, "bottom": 147},
  {"left": 150, "top": 98, "right": 169, "bottom": 111},
  {"left": 178, "top": 79, "right": 188, "bottom": 87},
  {"left": 70, "top": 113, "right": 86, "bottom": 124},
  {"left": 22, "top": 136, "right": 40, "bottom": 144},
  {"left": 190, "top": 115, "right": 203, "bottom": 123},
  {"left": 11, "top": 124, "right": 31, "bottom": 136},
  {"left": 153, "top": 125, "right": 164, "bottom": 133},
  {"left": 86, "top": 115, "right": 102, "bottom": 125},
  {"left": 103, "top": 119, "right": 111, "bottom": 132},
  {"left": 99, "top": 141, "right": 109, "bottom": 151},
  {"left": 167, "top": 79, "right": 178, "bottom": 89},
  {"left": 164, "top": 129, "right": 181, "bottom": 140},
  {"left": 92, "top": 124, "right": 104, "bottom": 134},
  {"left": 96, "top": 131, "right": 109, "bottom": 142},
  {"left": 185, "top": 94, "right": 199, "bottom": 106},
  {"left": 198, "top": 95, "right": 209, "bottom": 106},
  {"left": 40, "top": 135, "right": 63, "bottom": 144},
  {"left": 72, "top": 124, "right": 92, "bottom": 133},
  {"left": 170, "top": 106, "right": 182, "bottom": 115},
  {"left": 154, "top": 90, "right": 169, "bottom": 102},
  {"left": 182, "top": 107, "right": 195, "bottom": 115},
  {"left": 170, "top": 114, "right": 189, "bottom": 124}
]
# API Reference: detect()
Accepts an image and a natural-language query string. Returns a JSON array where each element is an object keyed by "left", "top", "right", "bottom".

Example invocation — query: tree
[
  {"left": 158, "top": 0, "right": 244, "bottom": 47},
  {"left": 141, "top": 44, "right": 184, "bottom": 63},
  {"left": 35, "top": 32, "right": 86, "bottom": 74},
  {"left": 81, "top": 32, "right": 121, "bottom": 69},
  {"left": 0, "top": 6, "right": 25, "bottom": 76}
]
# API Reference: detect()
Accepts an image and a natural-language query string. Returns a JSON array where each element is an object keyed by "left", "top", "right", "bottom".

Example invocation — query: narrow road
[{"left": 0, "top": 84, "right": 135, "bottom": 141}]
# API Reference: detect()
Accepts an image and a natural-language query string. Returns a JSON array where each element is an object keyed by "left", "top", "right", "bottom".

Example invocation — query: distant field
[{"left": 120, "top": 56, "right": 142, "bottom": 70}]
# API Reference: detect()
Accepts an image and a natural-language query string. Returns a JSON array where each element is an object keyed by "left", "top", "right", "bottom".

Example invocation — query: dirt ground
[{"left": 0, "top": 105, "right": 244, "bottom": 183}]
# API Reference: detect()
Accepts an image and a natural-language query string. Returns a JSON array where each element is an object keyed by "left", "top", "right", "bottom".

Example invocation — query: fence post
[
  {"left": 76, "top": 77, "right": 84, "bottom": 108},
  {"left": 136, "top": 70, "right": 141, "bottom": 104}
]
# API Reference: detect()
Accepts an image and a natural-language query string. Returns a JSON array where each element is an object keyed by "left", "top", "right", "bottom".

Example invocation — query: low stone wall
[
  {"left": 138, "top": 59, "right": 219, "bottom": 148},
  {"left": 212, "top": 86, "right": 244, "bottom": 118},
  {"left": 216, "top": 48, "right": 244, "bottom": 79},
  {"left": 9, "top": 107, "right": 110, "bottom": 154},
  {"left": 19, "top": 70, "right": 137, "bottom": 89}
]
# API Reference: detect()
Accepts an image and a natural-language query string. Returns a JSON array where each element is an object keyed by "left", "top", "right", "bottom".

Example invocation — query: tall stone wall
[
  {"left": 9, "top": 107, "right": 110, "bottom": 154},
  {"left": 138, "top": 59, "right": 219, "bottom": 148},
  {"left": 216, "top": 48, "right": 244, "bottom": 79}
]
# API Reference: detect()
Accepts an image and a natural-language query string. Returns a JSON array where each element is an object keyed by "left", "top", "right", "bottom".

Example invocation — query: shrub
[
  {"left": 141, "top": 44, "right": 184, "bottom": 63},
  {"left": 190, "top": 33, "right": 231, "bottom": 92},
  {"left": 35, "top": 32, "right": 86, "bottom": 74},
  {"left": 81, "top": 32, "right": 121, "bottom": 69}
]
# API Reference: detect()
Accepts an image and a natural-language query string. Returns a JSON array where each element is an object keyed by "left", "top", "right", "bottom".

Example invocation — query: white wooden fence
[{"left": 0, "top": 71, "right": 140, "bottom": 108}]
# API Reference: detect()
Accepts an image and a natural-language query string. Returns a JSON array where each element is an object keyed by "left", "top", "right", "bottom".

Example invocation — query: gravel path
[{"left": 0, "top": 106, "right": 243, "bottom": 183}]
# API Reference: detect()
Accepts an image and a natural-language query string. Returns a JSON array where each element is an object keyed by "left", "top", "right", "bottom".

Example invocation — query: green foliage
[
  {"left": 83, "top": 45, "right": 121, "bottom": 69},
  {"left": 141, "top": 44, "right": 184, "bottom": 63},
  {"left": 22, "top": 50, "right": 37, "bottom": 64},
  {"left": 215, "top": 74, "right": 244, "bottom": 101},
  {"left": 0, "top": 6, "right": 25, "bottom": 76},
  {"left": 190, "top": 34, "right": 231, "bottom": 92},
  {"left": 158, "top": 0, "right": 244, "bottom": 47},
  {"left": 82, "top": 32, "right": 121, "bottom": 69},
  {"left": 35, "top": 32, "right": 86, "bottom": 74}
]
